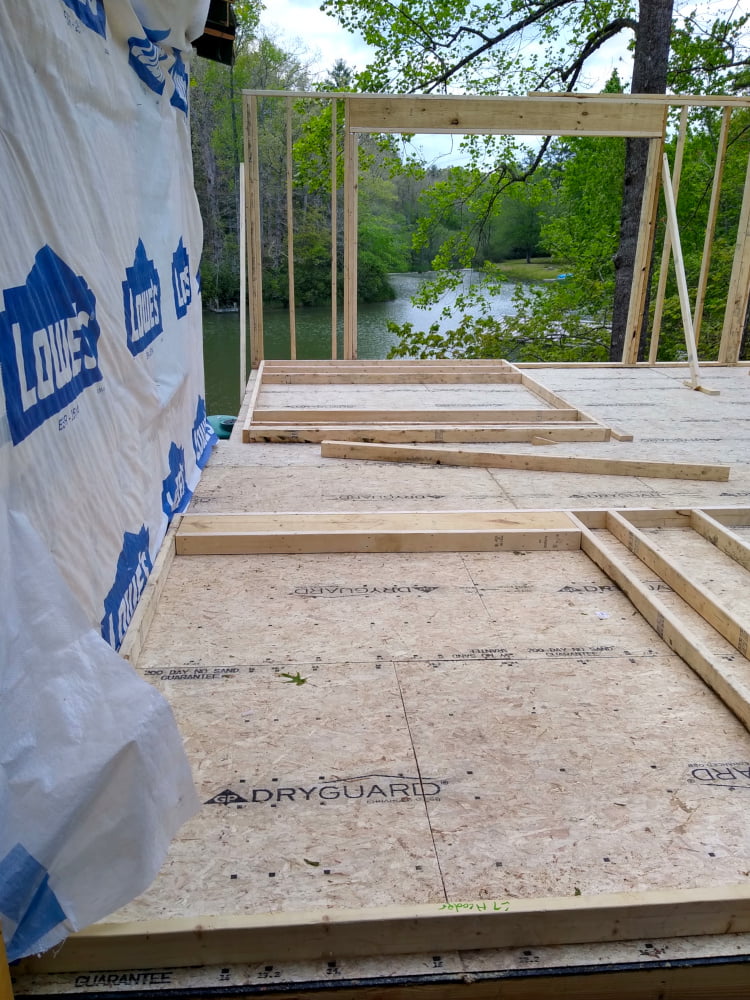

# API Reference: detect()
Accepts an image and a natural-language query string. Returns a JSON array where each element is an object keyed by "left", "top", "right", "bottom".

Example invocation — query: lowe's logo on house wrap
[
  {"left": 123, "top": 240, "right": 163, "bottom": 355},
  {"left": 101, "top": 527, "right": 153, "bottom": 650},
  {"left": 172, "top": 239, "right": 191, "bottom": 318},
  {"left": 61, "top": 0, "right": 107, "bottom": 36},
  {"left": 169, "top": 49, "right": 189, "bottom": 114},
  {"left": 128, "top": 26, "right": 169, "bottom": 94},
  {"left": 192, "top": 396, "right": 216, "bottom": 468},
  {"left": 162, "top": 442, "right": 188, "bottom": 518},
  {"left": 0, "top": 246, "right": 103, "bottom": 445}
]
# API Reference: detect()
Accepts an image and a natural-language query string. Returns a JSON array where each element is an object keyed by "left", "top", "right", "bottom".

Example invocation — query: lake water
[{"left": 202, "top": 271, "right": 519, "bottom": 415}]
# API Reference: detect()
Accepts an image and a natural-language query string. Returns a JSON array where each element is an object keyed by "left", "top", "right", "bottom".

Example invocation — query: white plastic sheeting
[{"left": 0, "top": 0, "right": 215, "bottom": 959}]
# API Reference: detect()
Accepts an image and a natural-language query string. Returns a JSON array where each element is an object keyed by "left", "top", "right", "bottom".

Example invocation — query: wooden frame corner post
[
  {"left": 243, "top": 94, "right": 264, "bottom": 370},
  {"left": 343, "top": 99, "right": 358, "bottom": 360}
]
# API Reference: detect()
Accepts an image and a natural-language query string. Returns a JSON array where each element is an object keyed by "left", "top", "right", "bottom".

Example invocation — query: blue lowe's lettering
[
  {"left": 127, "top": 25, "right": 169, "bottom": 94},
  {"left": 172, "top": 238, "right": 191, "bottom": 318},
  {"left": 101, "top": 527, "right": 153, "bottom": 650},
  {"left": 192, "top": 396, "right": 216, "bottom": 468},
  {"left": 169, "top": 49, "right": 189, "bottom": 114},
  {"left": 162, "top": 442, "right": 187, "bottom": 518},
  {"left": 0, "top": 246, "right": 103, "bottom": 445},
  {"left": 61, "top": 0, "right": 107, "bottom": 36},
  {"left": 123, "top": 239, "right": 163, "bottom": 355}
]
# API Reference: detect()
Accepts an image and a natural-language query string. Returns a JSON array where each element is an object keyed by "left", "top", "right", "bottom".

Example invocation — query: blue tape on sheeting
[{"left": 0, "top": 844, "right": 66, "bottom": 960}]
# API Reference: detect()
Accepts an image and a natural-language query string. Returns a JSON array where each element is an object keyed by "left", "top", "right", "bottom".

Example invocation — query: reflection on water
[{"left": 202, "top": 271, "right": 519, "bottom": 415}]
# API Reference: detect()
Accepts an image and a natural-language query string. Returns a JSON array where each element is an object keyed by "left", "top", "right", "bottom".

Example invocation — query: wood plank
[
  {"left": 252, "top": 408, "right": 580, "bottom": 424},
  {"left": 694, "top": 107, "right": 732, "bottom": 344},
  {"left": 244, "top": 95, "right": 264, "bottom": 370},
  {"left": 239, "top": 160, "right": 247, "bottom": 400},
  {"left": 518, "top": 369, "right": 612, "bottom": 430},
  {"left": 262, "top": 359, "right": 515, "bottom": 367},
  {"left": 622, "top": 135, "right": 666, "bottom": 364},
  {"left": 244, "top": 88, "right": 750, "bottom": 108},
  {"left": 331, "top": 97, "right": 338, "bottom": 360},
  {"left": 622, "top": 507, "right": 750, "bottom": 530},
  {"left": 0, "top": 931, "right": 12, "bottom": 1000},
  {"left": 649, "top": 107, "right": 688, "bottom": 364},
  {"left": 691, "top": 509, "right": 750, "bottom": 573},
  {"left": 702, "top": 508, "right": 750, "bottom": 528},
  {"left": 240, "top": 360, "right": 265, "bottom": 443},
  {"left": 661, "top": 154, "right": 705, "bottom": 390},
  {"left": 719, "top": 140, "right": 750, "bottom": 363},
  {"left": 615, "top": 508, "right": 693, "bottom": 529},
  {"left": 261, "top": 371, "right": 524, "bottom": 385},
  {"left": 570, "top": 515, "right": 750, "bottom": 733},
  {"left": 286, "top": 97, "right": 297, "bottom": 360},
  {"left": 176, "top": 510, "right": 580, "bottom": 556},
  {"left": 17, "top": 884, "right": 750, "bottom": 974},
  {"left": 179, "top": 511, "right": 576, "bottom": 533},
  {"left": 531, "top": 91, "right": 750, "bottom": 108},
  {"left": 517, "top": 370, "right": 583, "bottom": 414},
  {"left": 319, "top": 440, "right": 730, "bottom": 481},
  {"left": 244, "top": 424, "right": 610, "bottom": 443},
  {"left": 609, "top": 426, "right": 634, "bottom": 442},
  {"left": 346, "top": 96, "right": 667, "bottom": 138},
  {"left": 606, "top": 510, "right": 750, "bottom": 657},
  {"left": 343, "top": 99, "right": 357, "bottom": 359}
]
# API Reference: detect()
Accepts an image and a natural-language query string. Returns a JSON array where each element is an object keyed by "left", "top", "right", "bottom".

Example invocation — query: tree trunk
[{"left": 609, "top": 0, "right": 674, "bottom": 360}]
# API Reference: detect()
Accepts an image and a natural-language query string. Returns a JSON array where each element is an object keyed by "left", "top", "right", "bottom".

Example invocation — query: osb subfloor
[
  {"left": 17, "top": 364, "right": 750, "bottom": 997},
  {"left": 120, "top": 543, "right": 750, "bottom": 923}
]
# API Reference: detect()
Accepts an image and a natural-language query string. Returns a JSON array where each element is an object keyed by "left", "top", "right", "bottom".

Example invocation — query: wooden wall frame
[
  {"left": 17, "top": 504, "right": 750, "bottom": 976},
  {"left": 241, "top": 92, "right": 750, "bottom": 369},
  {"left": 342, "top": 99, "right": 666, "bottom": 362},
  {"left": 241, "top": 360, "right": 628, "bottom": 443}
]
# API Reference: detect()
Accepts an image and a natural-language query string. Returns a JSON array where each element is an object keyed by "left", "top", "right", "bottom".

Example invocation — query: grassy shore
[{"left": 494, "top": 258, "right": 569, "bottom": 281}]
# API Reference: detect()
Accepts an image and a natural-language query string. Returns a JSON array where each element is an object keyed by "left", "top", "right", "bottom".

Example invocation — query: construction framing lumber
[
  {"left": 605, "top": 510, "right": 749, "bottom": 656},
  {"left": 345, "top": 95, "right": 667, "bottom": 137},
  {"left": 243, "top": 95, "right": 263, "bottom": 370},
  {"left": 245, "top": 424, "right": 610, "bottom": 444},
  {"left": 690, "top": 508, "right": 750, "bottom": 573},
  {"left": 660, "top": 153, "right": 713, "bottom": 392},
  {"left": 319, "top": 440, "right": 730, "bottom": 481},
  {"left": 622, "top": 135, "right": 666, "bottom": 364},
  {"left": 570, "top": 513, "right": 750, "bottom": 733},
  {"left": 719, "top": 138, "right": 750, "bottom": 364},
  {"left": 694, "top": 106, "right": 732, "bottom": 344},
  {"left": 242, "top": 360, "right": 620, "bottom": 444},
  {"left": 176, "top": 510, "right": 580, "bottom": 556},
  {"left": 343, "top": 101, "right": 357, "bottom": 360},
  {"left": 260, "top": 368, "right": 521, "bottom": 384},
  {"left": 17, "top": 884, "right": 750, "bottom": 975},
  {"left": 242, "top": 90, "right": 750, "bottom": 366},
  {"left": 254, "top": 408, "right": 580, "bottom": 424},
  {"left": 261, "top": 372, "right": 525, "bottom": 384},
  {"left": 285, "top": 98, "right": 297, "bottom": 360},
  {"left": 649, "top": 107, "right": 688, "bottom": 365},
  {"left": 0, "top": 932, "right": 12, "bottom": 1000}
]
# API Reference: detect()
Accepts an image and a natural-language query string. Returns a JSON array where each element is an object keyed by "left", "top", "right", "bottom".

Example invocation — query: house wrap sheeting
[{"left": 0, "top": 0, "right": 215, "bottom": 960}]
